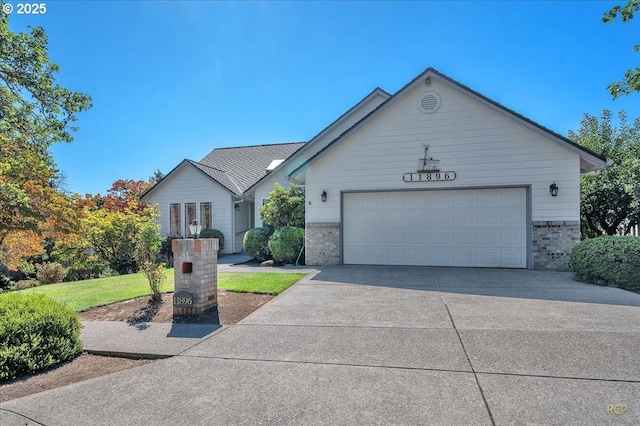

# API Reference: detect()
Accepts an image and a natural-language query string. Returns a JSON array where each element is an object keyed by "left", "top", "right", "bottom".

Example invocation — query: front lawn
[{"left": 7, "top": 269, "right": 306, "bottom": 312}]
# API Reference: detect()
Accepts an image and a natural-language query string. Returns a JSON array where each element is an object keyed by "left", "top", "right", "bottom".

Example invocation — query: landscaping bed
[{"left": 0, "top": 290, "right": 273, "bottom": 402}]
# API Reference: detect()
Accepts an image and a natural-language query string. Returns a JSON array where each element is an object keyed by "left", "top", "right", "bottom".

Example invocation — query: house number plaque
[
  {"left": 403, "top": 171, "right": 456, "bottom": 182},
  {"left": 173, "top": 291, "right": 194, "bottom": 306}
]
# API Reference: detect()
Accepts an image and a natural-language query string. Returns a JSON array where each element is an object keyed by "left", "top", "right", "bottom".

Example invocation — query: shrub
[
  {"left": 0, "top": 293, "right": 83, "bottom": 381},
  {"left": 17, "top": 259, "right": 36, "bottom": 279},
  {"left": 199, "top": 228, "right": 225, "bottom": 251},
  {"left": 570, "top": 236, "right": 640, "bottom": 291},
  {"left": 65, "top": 261, "right": 107, "bottom": 282},
  {"left": 160, "top": 236, "right": 176, "bottom": 268},
  {"left": 35, "top": 262, "right": 67, "bottom": 285},
  {"left": 243, "top": 227, "right": 273, "bottom": 261},
  {"left": 136, "top": 211, "right": 166, "bottom": 301},
  {"left": 268, "top": 226, "right": 305, "bottom": 264},
  {"left": 13, "top": 280, "right": 40, "bottom": 290},
  {"left": 0, "top": 273, "right": 12, "bottom": 291}
]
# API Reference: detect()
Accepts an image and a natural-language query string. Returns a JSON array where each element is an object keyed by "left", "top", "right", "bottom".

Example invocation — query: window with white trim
[{"left": 169, "top": 203, "right": 181, "bottom": 237}]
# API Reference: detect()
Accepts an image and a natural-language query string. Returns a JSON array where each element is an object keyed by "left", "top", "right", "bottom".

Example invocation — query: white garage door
[{"left": 343, "top": 188, "right": 527, "bottom": 268}]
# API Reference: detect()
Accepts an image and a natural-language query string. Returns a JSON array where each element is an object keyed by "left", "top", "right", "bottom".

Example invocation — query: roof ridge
[
  {"left": 211, "top": 142, "right": 305, "bottom": 151},
  {"left": 187, "top": 159, "right": 227, "bottom": 173}
]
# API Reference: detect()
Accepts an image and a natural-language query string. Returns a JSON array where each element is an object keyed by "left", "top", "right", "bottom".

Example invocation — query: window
[
  {"left": 169, "top": 203, "right": 181, "bottom": 237},
  {"left": 185, "top": 203, "right": 196, "bottom": 237},
  {"left": 200, "top": 202, "right": 212, "bottom": 229}
]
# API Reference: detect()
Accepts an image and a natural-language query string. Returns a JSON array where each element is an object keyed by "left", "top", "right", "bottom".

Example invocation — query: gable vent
[{"left": 418, "top": 92, "right": 441, "bottom": 113}]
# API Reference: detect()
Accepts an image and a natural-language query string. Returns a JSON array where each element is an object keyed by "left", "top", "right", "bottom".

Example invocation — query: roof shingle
[{"left": 198, "top": 142, "right": 305, "bottom": 194}]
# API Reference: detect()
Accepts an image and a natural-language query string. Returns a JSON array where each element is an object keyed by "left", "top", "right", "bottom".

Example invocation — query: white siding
[
  {"left": 144, "top": 164, "right": 234, "bottom": 254},
  {"left": 306, "top": 78, "right": 580, "bottom": 224}
]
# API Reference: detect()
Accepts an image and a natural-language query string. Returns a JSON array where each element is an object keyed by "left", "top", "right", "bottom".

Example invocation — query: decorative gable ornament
[{"left": 403, "top": 144, "right": 456, "bottom": 182}]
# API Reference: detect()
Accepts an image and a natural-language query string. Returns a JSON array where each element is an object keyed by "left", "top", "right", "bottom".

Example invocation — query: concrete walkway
[{"left": 2, "top": 266, "right": 639, "bottom": 425}]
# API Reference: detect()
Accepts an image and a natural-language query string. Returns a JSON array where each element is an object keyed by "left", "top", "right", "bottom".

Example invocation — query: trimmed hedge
[
  {"left": 243, "top": 227, "right": 273, "bottom": 261},
  {"left": 0, "top": 293, "right": 83, "bottom": 382},
  {"left": 199, "top": 228, "right": 224, "bottom": 251},
  {"left": 268, "top": 227, "right": 305, "bottom": 264},
  {"left": 570, "top": 236, "right": 640, "bottom": 291}
]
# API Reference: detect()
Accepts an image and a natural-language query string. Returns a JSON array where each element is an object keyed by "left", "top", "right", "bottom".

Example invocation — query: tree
[
  {"left": 136, "top": 207, "right": 165, "bottom": 301},
  {"left": 259, "top": 183, "right": 305, "bottom": 229},
  {"left": 77, "top": 208, "right": 149, "bottom": 275},
  {"left": 0, "top": 11, "right": 92, "bottom": 244},
  {"left": 569, "top": 110, "right": 640, "bottom": 237},
  {"left": 101, "top": 179, "right": 152, "bottom": 214},
  {"left": 149, "top": 169, "right": 164, "bottom": 184},
  {"left": 603, "top": 0, "right": 640, "bottom": 98}
]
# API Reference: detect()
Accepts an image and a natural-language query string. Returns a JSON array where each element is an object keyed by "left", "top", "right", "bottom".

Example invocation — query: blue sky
[{"left": 5, "top": 1, "right": 640, "bottom": 196}]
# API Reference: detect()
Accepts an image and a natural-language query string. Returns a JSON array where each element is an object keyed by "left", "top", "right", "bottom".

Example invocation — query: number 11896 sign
[{"left": 403, "top": 171, "right": 456, "bottom": 182}]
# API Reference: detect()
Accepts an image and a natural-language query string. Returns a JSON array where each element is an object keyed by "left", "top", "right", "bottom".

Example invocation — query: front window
[
  {"left": 200, "top": 202, "right": 212, "bottom": 229},
  {"left": 169, "top": 203, "right": 181, "bottom": 237},
  {"left": 185, "top": 203, "right": 196, "bottom": 237}
]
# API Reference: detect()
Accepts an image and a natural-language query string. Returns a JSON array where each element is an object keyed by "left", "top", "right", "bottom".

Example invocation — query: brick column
[
  {"left": 171, "top": 238, "right": 218, "bottom": 315},
  {"left": 305, "top": 222, "right": 341, "bottom": 265},
  {"left": 532, "top": 221, "right": 580, "bottom": 271}
]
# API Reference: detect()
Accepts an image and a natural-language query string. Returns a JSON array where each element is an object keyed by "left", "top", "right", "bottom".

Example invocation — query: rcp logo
[{"left": 606, "top": 404, "right": 628, "bottom": 415}]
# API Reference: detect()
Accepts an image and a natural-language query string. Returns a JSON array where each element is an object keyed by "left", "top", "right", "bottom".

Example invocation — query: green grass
[
  {"left": 4, "top": 269, "right": 306, "bottom": 312},
  {"left": 219, "top": 272, "right": 307, "bottom": 295}
]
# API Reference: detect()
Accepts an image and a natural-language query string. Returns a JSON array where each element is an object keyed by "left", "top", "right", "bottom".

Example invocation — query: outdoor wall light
[
  {"left": 234, "top": 204, "right": 240, "bottom": 211},
  {"left": 549, "top": 182, "right": 559, "bottom": 197},
  {"left": 188, "top": 219, "right": 202, "bottom": 239},
  {"left": 321, "top": 190, "right": 327, "bottom": 202}
]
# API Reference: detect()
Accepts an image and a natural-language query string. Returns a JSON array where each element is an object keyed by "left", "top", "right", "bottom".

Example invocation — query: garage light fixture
[
  {"left": 549, "top": 182, "right": 559, "bottom": 197},
  {"left": 321, "top": 190, "right": 327, "bottom": 203},
  {"left": 189, "top": 220, "right": 202, "bottom": 239}
]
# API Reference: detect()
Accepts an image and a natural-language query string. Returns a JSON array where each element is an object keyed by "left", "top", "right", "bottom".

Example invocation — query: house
[
  {"left": 140, "top": 143, "right": 305, "bottom": 254},
  {"left": 142, "top": 67, "right": 606, "bottom": 270}
]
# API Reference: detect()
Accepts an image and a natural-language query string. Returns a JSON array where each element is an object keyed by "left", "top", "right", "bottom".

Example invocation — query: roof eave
[{"left": 289, "top": 67, "right": 608, "bottom": 178}]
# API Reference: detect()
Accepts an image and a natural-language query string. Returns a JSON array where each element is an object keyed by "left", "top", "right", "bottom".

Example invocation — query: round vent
[{"left": 418, "top": 91, "right": 441, "bottom": 114}]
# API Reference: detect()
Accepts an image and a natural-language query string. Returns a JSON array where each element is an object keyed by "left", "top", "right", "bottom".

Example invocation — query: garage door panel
[
  {"left": 501, "top": 229, "right": 525, "bottom": 246},
  {"left": 476, "top": 229, "right": 499, "bottom": 246},
  {"left": 429, "top": 229, "right": 450, "bottom": 245},
  {"left": 502, "top": 250, "right": 526, "bottom": 267},
  {"left": 453, "top": 249, "right": 474, "bottom": 265},
  {"left": 453, "top": 210, "right": 473, "bottom": 226},
  {"left": 477, "top": 250, "right": 499, "bottom": 266},
  {"left": 430, "top": 249, "right": 450, "bottom": 265},
  {"left": 501, "top": 208, "right": 525, "bottom": 225},
  {"left": 453, "top": 230, "right": 473, "bottom": 245},
  {"left": 343, "top": 188, "right": 527, "bottom": 268},
  {"left": 430, "top": 210, "right": 452, "bottom": 226},
  {"left": 366, "top": 211, "right": 385, "bottom": 226},
  {"left": 476, "top": 209, "right": 499, "bottom": 225}
]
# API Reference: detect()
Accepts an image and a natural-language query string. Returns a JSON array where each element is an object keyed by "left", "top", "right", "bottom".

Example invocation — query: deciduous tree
[
  {"left": 569, "top": 110, "right": 640, "bottom": 236},
  {"left": 603, "top": 0, "right": 640, "bottom": 98},
  {"left": 0, "top": 11, "right": 92, "bottom": 244}
]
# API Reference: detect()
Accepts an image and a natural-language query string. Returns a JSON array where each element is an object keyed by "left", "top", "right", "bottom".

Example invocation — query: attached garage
[
  {"left": 343, "top": 188, "right": 528, "bottom": 268},
  {"left": 289, "top": 68, "right": 607, "bottom": 270}
]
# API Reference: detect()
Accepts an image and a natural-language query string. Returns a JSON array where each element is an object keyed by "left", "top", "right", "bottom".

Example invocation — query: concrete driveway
[{"left": 2, "top": 266, "right": 639, "bottom": 425}]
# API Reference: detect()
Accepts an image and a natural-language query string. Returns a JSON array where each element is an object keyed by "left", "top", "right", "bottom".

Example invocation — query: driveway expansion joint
[
  {"left": 177, "top": 354, "right": 477, "bottom": 375},
  {"left": 433, "top": 269, "right": 497, "bottom": 426},
  {"left": 0, "top": 408, "right": 47, "bottom": 425}
]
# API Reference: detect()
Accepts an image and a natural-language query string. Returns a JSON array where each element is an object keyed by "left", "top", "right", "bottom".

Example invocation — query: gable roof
[
  {"left": 289, "top": 67, "right": 608, "bottom": 178},
  {"left": 244, "top": 87, "right": 391, "bottom": 195},
  {"left": 141, "top": 142, "right": 305, "bottom": 200}
]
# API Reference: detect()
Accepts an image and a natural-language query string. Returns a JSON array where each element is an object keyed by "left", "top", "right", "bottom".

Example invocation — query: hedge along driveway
[{"left": 8, "top": 269, "right": 307, "bottom": 312}]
